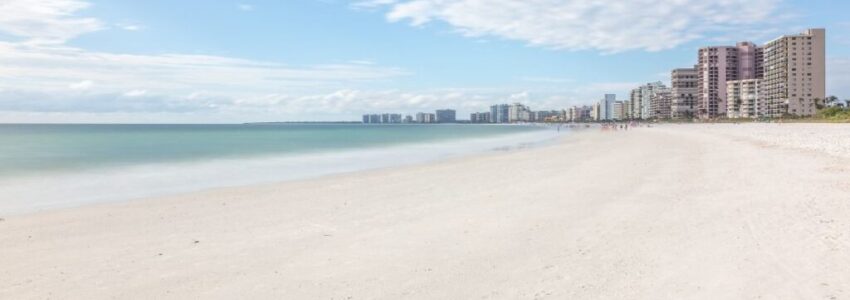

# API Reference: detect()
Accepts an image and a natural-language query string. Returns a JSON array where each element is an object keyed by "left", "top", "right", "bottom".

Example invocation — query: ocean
[{"left": 0, "top": 123, "right": 561, "bottom": 214}]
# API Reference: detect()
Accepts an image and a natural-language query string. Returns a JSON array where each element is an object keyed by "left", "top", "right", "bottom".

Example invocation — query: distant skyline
[{"left": 1, "top": 0, "right": 849, "bottom": 123}]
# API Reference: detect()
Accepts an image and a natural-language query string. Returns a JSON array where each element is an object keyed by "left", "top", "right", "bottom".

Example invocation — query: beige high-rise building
[
  {"left": 650, "top": 87, "right": 673, "bottom": 119},
  {"left": 591, "top": 102, "right": 601, "bottom": 121},
  {"left": 670, "top": 67, "right": 698, "bottom": 119},
  {"left": 727, "top": 79, "right": 762, "bottom": 118},
  {"left": 611, "top": 101, "right": 625, "bottom": 120},
  {"left": 630, "top": 81, "right": 667, "bottom": 119},
  {"left": 696, "top": 42, "right": 763, "bottom": 119},
  {"left": 763, "top": 28, "right": 826, "bottom": 117}
]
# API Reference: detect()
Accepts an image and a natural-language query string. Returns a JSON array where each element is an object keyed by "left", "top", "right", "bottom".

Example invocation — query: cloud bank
[{"left": 362, "top": 0, "right": 782, "bottom": 52}]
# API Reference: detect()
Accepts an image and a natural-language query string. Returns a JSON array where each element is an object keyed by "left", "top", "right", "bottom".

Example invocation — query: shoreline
[
  {"left": 2, "top": 123, "right": 850, "bottom": 299},
  {"left": 0, "top": 127, "right": 563, "bottom": 215}
]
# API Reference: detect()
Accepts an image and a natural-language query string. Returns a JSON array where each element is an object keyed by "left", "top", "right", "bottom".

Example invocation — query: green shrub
[{"left": 818, "top": 107, "right": 850, "bottom": 122}]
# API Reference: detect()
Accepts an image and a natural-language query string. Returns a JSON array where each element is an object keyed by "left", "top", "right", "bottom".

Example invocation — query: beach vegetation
[{"left": 817, "top": 107, "right": 850, "bottom": 122}]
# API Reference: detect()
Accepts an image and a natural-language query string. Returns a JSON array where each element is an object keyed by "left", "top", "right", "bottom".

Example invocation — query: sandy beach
[{"left": 1, "top": 123, "right": 849, "bottom": 299}]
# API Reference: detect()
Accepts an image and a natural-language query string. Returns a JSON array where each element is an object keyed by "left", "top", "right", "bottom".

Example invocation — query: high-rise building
[
  {"left": 363, "top": 113, "right": 402, "bottom": 123},
  {"left": 601, "top": 94, "right": 616, "bottom": 120},
  {"left": 671, "top": 67, "right": 698, "bottom": 119},
  {"left": 577, "top": 106, "right": 584, "bottom": 122},
  {"left": 508, "top": 103, "right": 532, "bottom": 122},
  {"left": 569, "top": 105, "right": 593, "bottom": 122},
  {"left": 435, "top": 109, "right": 456, "bottom": 123},
  {"left": 591, "top": 102, "right": 601, "bottom": 121},
  {"left": 727, "top": 79, "right": 763, "bottom": 118},
  {"left": 763, "top": 28, "right": 826, "bottom": 117},
  {"left": 611, "top": 101, "right": 625, "bottom": 120},
  {"left": 534, "top": 110, "right": 560, "bottom": 122},
  {"left": 696, "top": 41, "right": 763, "bottom": 119},
  {"left": 470, "top": 112, "right": 491, "bottom": 123},
  {"left": 415, "top": 112, "right": 436, "bottom": 123},
  {"left": 490, "top": 104, "right": 510, "bottom": 123},
  {"left": 650, "top": 87, "right": 673, "bottom": 119},
  {"left": 630, "top": 82, "right": 667, "bottom": 119}
]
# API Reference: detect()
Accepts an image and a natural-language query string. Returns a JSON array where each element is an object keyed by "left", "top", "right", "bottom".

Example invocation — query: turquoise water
[
  {"left": 0, "top": 123, "right": 561, "bottom": 213},
  {"left": 0, "top": 123, "right": 545, "bottom": 178}
]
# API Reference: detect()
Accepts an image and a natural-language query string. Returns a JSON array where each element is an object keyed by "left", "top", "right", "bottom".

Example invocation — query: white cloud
[
  {"left": 68, "top": 80, "right": 93, "bottom": 90},
  {"left": 0, "top": 86, "right": 593, "bottom": 121},
  {"left": 0, "top": 42, "right": 408, "bottom": 97},
  {"left": 237, "top": 3, "right": 254, "bottom": 11},
  {"left": 361, "top": 0, "right": 783, "bottom": 53},
  {"left": 0, "top": 0, "right": 411, "bottom": 120},
  {"left": 351, "top": 0, "right": 398, "bottom": 9},
  {"left": 117, "top": 23, "right": 143, "bottom": 31},
  {"left": 123, "top": 89, "right": 147, "bottom": 97},
  {"left": 0, "top": 0, "right": 103, "bottom": 44}
]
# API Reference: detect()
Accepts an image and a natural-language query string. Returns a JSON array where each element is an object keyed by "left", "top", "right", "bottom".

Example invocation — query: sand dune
[{"left": 1, "top": 124, "right": 849, "bottom": 299}]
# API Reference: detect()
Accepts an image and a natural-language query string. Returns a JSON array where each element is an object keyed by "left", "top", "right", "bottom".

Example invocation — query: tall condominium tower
[
  {"left": 650, "top": 87, "right": 673, "bottom": 119},
  {"left": 601, "top": 94, "right": 616, "bottom": 120},
  {"left": 435, "top": 109, "right": 456, "bottom": 123},
  {"left": 670, "top": 67, "right": 698, "bottom": 119},
  {"left": 630, "top": 81, "right": 667, "bottom": 119},
  {"left": 763, "top": 28, "right": 826, "bottom": 117},
  {"left": 508, "top": 103, "right": 532, "bottom": 122},
  {"left": 696, "top": 41, "right": 763, "bottom": 119},
  {"left": 489, "top": 104, "right": 510, "bottom": 123}
]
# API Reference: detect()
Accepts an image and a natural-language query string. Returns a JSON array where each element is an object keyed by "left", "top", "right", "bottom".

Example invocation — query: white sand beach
[{"left": 1, "top": 123, "right": 850, "bottom": 299}]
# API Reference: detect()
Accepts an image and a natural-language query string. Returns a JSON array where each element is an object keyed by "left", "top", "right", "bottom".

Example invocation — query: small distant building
[
  {"left": 597, "top": 94, "right": 616, "bottom": 121},
  {"left": 435, "top": 109, "right": 457, "bottom": 123},
  {"left": 508, "top": 103, "right": 532, "bottom": 123},
  {"left": 490, "top": 104, "right": 510, "bottom": 123},
  {"left": 534, "top": 110, "right": 560, "bottom": 122},
  {"left": 470, "top": 112, "right": 491, "bottom": 123},
  {"left": 568, "top": 105, "right": 592, "bottom": 122},
  {"left": 416, "top": 112, "right": 436, "bottom": 123},
  {"left": 591, "top": 102, "right": 601, "bottom": 121},
  {"left": 368, "top": 114, "right": 381, "bottom": 123},
  {"left": 362, "top": 115, "right": 370, "bottom": 123},
  {"left": 611, "top": 101, "right": 625, "bottom": 120}
]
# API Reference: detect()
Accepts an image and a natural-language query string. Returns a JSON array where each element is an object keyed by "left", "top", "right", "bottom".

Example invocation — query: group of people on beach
[
  {"left": 600, "top": 122, "right": 651, "bottom": 131},
  {"left": 554, "top": 122, "right": 654, "bottom": 133}
]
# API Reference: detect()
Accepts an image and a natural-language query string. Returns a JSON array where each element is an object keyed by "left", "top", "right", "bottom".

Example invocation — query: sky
[{"left": 0, "top": 0, "right": 849, "bottom": 123}]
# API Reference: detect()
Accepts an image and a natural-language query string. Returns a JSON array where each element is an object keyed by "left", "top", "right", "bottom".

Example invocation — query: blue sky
[{"left": 0, "top": 0, "right": 849, "bottom": 122}]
